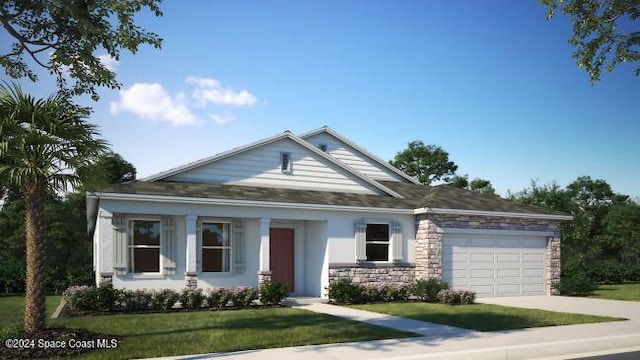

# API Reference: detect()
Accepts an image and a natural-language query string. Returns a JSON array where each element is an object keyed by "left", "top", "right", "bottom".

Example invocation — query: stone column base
[
  {"left": 99, "top": 272, "right": 113, "bottom": 284},
  {"left": 258, "top": 271, "right": 272, "bottom": 286},
  {"left": 185, "top": 272, "right": 198, "bottom": 290}
]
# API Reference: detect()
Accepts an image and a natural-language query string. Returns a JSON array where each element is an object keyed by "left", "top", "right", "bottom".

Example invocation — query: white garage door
[{"left": 442, "top": 233, "right": 546, "bottom": 296}]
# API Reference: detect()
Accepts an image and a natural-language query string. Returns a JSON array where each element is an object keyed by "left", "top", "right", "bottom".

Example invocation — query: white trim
[
  {"left": 128, "top": 218, "right": 163, "bottom": 275},
  {"left": 199, "top": 220, "right": 233, "bottom": 274},
  {"left": 414, "top": 207, "right": 573, "bottom": 220},
  {"left": 89, "top": 192, "right": 416, "bottom": 214},
  {"left": 440, "top": 228, "right": 557, "bottom": 237},
  {"left": 299, "top": 126, "right": 420, "bottom": 184}
]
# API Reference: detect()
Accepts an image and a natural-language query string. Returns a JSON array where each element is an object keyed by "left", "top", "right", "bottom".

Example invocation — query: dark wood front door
[{"left": 270, "top": 228, "right": 295, "bottom": 293}]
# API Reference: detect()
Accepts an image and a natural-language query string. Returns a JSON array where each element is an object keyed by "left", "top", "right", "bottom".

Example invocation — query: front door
[{"left": 269, "top": 228, "right": 295, "bottom": 293}]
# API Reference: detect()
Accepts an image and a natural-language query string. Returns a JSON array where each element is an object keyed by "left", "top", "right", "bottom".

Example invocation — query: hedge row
[
  {"left": 63, "top": 280, "right": 287, "bottom": 313},
  {"left": 327, "top": 278, "right": 476, "bottom": 305}
]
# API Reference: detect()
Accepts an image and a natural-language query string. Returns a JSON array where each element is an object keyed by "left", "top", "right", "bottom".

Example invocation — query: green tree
[
  {"left": 0, "top": 0, "right": 163, "bottom": 100},
  {"left": 541, "top": 0, "right": 640, "bottom": 81},
  {"left": 601, "top": 201, "right": 640, "bottom": 265},
  {"left": 448, "top": 174, "right": 497, "bottom": 196},
  {"left": 77, "top": 151, "right": 136, "bottom": 190},
  {"left": 0, "top": 83, "right": 107, "bottom": 333},
  {"left": 390, "top": 141, "right": 458, "bottom": 185}
]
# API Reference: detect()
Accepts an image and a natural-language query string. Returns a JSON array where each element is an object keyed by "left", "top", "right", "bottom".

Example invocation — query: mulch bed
[{"left": 0, "top": 327, "right": 119, "bottom": 359}]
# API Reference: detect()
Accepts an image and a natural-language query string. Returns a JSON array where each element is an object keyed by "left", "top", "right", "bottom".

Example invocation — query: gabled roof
[
  {"left": 299, "top": 126, "right": 420, "bottom": 184},
  {"left": 142, "top": 130, "right": 405, "bottom": 199}
]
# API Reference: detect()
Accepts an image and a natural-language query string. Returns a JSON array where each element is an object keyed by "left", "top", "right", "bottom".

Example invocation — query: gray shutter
[
  {"left": 232, "top": 220, "right": 244, "bottom": 274},
  {"left": 391, "top": 221, "right": 403, "bottom": 262},
  {"left": 196, "top": 222, "right": 202, "bottom": 273},
  {"left": 113, "top": 214, "right": 128, "bottom": 275},
  {"left": 355, "top": 219, "right": 367, "bottom": 261},
  {"left": 162, "top": 216, "right": 176, "bottom": 275}
]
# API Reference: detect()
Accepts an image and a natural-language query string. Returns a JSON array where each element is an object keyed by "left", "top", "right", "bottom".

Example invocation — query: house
[{"left": 87, "top": 126, "right": 571, "bottom": 298}]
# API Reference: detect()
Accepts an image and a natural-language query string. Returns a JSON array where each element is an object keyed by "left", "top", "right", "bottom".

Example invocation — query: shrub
[
  {"left": 230, "top": 286, "right": 258, "bottom": 308},
  {"left": 206, "top": 288, "right": 233, "bottom": 309},
  {"left": 93, "top": 282, "right": 120, "bottom": 311},
  {"left": 63, "top": 282, "right": 120, "bottom": 312},
  {"left": 437, "top": 289, "right": 476, "bottom": 305},
  {"left": 557, "top": 273, "right": 597, "bottom": 296},
  {"left": 179, "top": 288, "right": 205, "bottom": 310},
  {"left": 259, "top": 280, "right": 288, "bottom": 306},
  {"left": 412, "top": 278, "right": 448, "bottom": 302},
  {"left": 151, "top": 289, "right": 180, "bottom": 311},
  {"left": 390, "top": 284, "right": 412, "bottom": 301},
  {"left": 587, "top": 261, "right": 640, "bottom": 284},
  {"left": 327, "top": 279, "right": 364, "bottom": 304},
  {"left": 120, "top": 289, "right": 153, "bottom": 312}
]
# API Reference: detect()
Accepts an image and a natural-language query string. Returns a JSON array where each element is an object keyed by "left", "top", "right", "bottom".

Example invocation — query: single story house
[{"left": 87, "top": 126, "right": 571, "bottom": 297}]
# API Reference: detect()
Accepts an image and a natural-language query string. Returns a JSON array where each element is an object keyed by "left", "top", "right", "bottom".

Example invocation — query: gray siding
[
  {"left": 305, "top": 133, "right": 406, "bottom": 182},
  {"left": 165, "top": 138, "right": 384, "bottom": 194}
]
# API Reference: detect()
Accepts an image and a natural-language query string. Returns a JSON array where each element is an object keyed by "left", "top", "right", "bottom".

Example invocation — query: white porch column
[
  {"left": 185, "top": 214, "right": 198, "bottom": 274},
  {"left": 259, "top": 218, "right": 271, "bottom": 273}
]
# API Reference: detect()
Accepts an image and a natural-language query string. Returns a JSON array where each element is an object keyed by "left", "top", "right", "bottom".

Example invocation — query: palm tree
[{"left": 0, "top": 83, "right": 108, "bottom": 334}]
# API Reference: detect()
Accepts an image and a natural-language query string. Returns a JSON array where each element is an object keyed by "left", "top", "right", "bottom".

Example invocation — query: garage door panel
[
  {"left": 470, "top": 285, "right": 495, "bottom": 295},
  {"left": 497, "top": 253, "right": 520, "bottom": 262},
  {"left": 443, "top": 233, "right": 546, "bottom": 296},
  {"left": 470, "top": 253, "right": 494, "bottom": 262},
  {"left": 523, "top": 253, "right": 544, "bottom": 262},
  {"left": 470, "top": 269, "right": 494, "bottom": 278},
  {"left": 523, "top": 268, "right": 544, "bottom": 277},
  {"left": 497, "top": 268, "right": 520, "bottom": 278},
  {"left": 523, "top": 283, "right": 544, "bottom": 294},
  {"left": 497, "top": 284, "right": 521, "bottom": 294}
]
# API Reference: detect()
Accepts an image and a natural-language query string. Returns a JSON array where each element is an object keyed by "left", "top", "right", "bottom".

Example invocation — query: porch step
[{"left": 282, "top": 297, "right": 328, "bottom": 306}]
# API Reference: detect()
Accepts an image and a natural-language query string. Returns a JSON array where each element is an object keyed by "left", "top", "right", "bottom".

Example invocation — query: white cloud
[
  {"left": 209, "top": 112, "right": 235, "bottom": 125},
  {"left": 98, "top": 54, "right": 119, "bottom": 71},
  {"left": 186, "top": 76, "right": 258, "bottom": 107},
  {"left": 110, "top": 83, "right": 200, "bottom": 126}
]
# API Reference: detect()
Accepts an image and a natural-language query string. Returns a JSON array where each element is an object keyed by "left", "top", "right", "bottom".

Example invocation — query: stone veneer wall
[
  {"left": 184, "top": 272, "right": 198, "bottom": 290},
  {"left": 415, "top": 213, "right": 563, "bottom": 295},
  {"left": 328, "top": 263, "right": 415, "bottom": 286}
]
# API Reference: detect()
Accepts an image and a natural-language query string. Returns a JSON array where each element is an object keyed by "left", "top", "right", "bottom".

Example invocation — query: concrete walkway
[{"left": 146, "top": 296, "right": 640, "bottom": 360}]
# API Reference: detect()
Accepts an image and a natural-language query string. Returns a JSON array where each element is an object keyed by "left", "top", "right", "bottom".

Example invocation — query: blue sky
[{"left": 3, "top": 1, "right": 639, "bottom": 198}]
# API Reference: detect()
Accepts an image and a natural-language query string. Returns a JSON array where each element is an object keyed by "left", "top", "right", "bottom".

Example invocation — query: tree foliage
[
  {"left": 0, "top": 0, "right": 163, "bottom": 100},
  {"left": 0, "top": 83, "right": 108, "bottom": 333},
  {"left": 77, "top": 151, "right": 136, "bottom": 190},
  {"left": 449, "top": 174, "right": 497, "bottom": 197},
  {"left": 390, "top": 141, "right": 458, "bottom": 185},
  {"left": 541, "top": 0, "right": 640, "bottom": 81},
  {"left": 510, "top": 176, "right": 639, "bottom": 283}
]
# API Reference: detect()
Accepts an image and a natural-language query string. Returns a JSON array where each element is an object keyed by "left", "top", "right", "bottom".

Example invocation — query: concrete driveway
[{"left": 476, "top": 295, "right": 640, "bottom": 321}]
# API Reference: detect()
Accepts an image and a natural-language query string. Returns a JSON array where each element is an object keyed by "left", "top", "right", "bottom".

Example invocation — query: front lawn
[
  {"left": 588, "top": 284, "right": 640, "bottom": 301},
  {"left": 1, "top": 295, "right": 416, "bottom": 359},
  {"left": 0, "top": 295, "right": 61, "bottom": 329},
  {"left": 47, "top": 307, "right": 415, "bottom": 359},
  {"left": 349, "top": 302, "right": 624, "bottom": 332}
]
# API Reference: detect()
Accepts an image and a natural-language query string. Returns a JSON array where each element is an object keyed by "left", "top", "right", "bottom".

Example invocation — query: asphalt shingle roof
[{"left": 100, "top": 180, "right": 569, "bottom": 217}]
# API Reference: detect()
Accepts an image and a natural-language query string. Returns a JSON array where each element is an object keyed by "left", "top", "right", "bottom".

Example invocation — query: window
[
  {"left": 319, "top": 143, "right": 328, "bottom": 152},
  {"left": 201, "top": 222, "right": 231, "bottom": 272},
  {"left": 366, "top": 223, "right": 389, "bottom": 261},
  {"left": 130, "top": 220, "right": 161, "bottom": 273},
  {"left": 281, "top": 152, "right": 291, "bottom": 173}
]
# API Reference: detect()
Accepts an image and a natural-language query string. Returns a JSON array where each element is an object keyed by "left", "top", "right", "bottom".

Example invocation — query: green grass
[
  {"left": 349, "top": 302, "right": 625, "bottom": 332},
  {"left": 0, "top": 294, "right": 61, "bottom": 329},
  {"left": 1, "top": 295, "right": 416, "bottom": 359},
  {"left": 589, "top": 284, "right": 640, "bottom": 301}
]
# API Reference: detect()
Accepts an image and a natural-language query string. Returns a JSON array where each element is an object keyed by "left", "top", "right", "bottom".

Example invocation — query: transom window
[
  {"left": 130, "top": 220, "right": 161, "bottom": 273},
  {"left": 202, "top": 222, "right": 231, "bottom": 272},
  {"left": 366, "top": 223, "right": 389, "bottom": 261}
]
